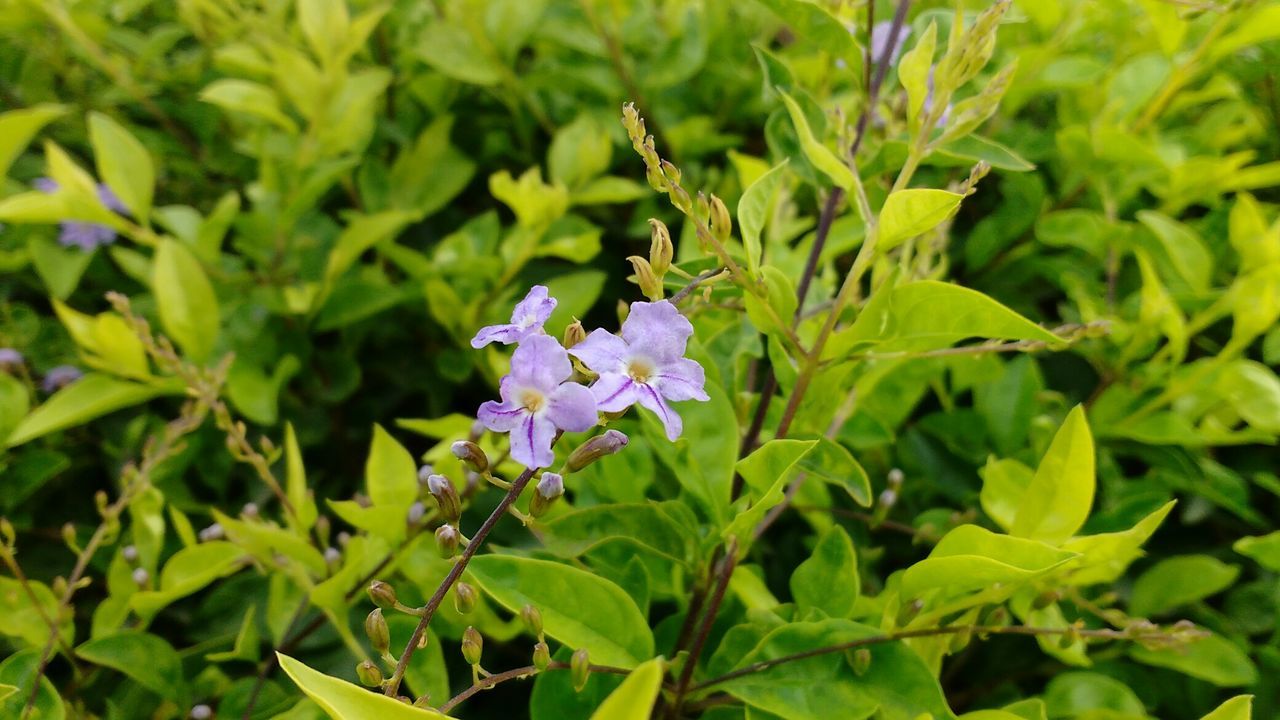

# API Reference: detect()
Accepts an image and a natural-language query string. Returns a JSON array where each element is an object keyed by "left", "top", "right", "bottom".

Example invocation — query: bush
[{"left": 1, "top": 0, "right": 1279, "bottom": 718}]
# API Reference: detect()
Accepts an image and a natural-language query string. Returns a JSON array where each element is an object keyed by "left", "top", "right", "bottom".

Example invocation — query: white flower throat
[
  {"left": 519, "top": 387, "right": 547, "bottom": 412},
  {"left": 626, "top": 356, "right": 655, "bottom": 384}
]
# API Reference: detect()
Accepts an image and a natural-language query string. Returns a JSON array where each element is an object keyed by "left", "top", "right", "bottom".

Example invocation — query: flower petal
[
  {"left": 546, "top": 382, "right": 598, "bottom": 432},
  {"left": 470, "top": 323, "right": 522, "bottom": 349},
  {"left": 621, "top": 301, "right": 693, "bottom": 364},
  {"left": 654, "top": 357, "right": 709, "bottom": 402},
  {"left": 510, "top": 412, "right": 558, "bottom": 469},
  {"left": 637, "top": 383, "right": 683, "bottom": 441},
  {"left": 590, "top": 373, "right": 639, "bottom": 413},
  {"left": 478, "top": 400, "right": 526, "bottom": 432},
  {"left": 510, "top": 334, "right": 573, "bottom": 391},
  {"left": 568, "top": 329, "right": 629, "bottom": 374},
  {"left": 510, "top": 285, "right": 557, "bottom": 328}
]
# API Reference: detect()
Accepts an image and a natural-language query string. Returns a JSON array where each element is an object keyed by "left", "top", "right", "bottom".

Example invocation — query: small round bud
[
  {"left": 336, "top": 530, "right": 352, "bottom": 547},
  {"left": 189, "top": 704, "right": 213, "bottom": 720},
  {"left": 407, "top": 502, "right": 426, "bottom": 525},
  {"left": 0, "top": 517, "right": 14, "bottom": 546},
  {"left": 356, "top": 660, "right": 383, "bottom": 687},
  {"left": 461, "top": 626, "right": 483, "bottom": 666},
  {"left": 435, "top": 524, "right": 459, "bottom": 559},
  {"left": 417, "top": 464, "right": 436, "bottom": 484},
  {"left": 425, "top": 474, "right": 461, "bottom": 523},
  {"left": 850, "top": 648, "right": 872, "bottom": 676},
  {"left": 529, "top": 472, "right": 564, "bottom": 518},
  {"left": 877, "top": 488, "right": 898, "bottom": 509},
  {"left": 454, "top": 582, "right": 478, "bottom": 615},
  {"left": 368, "top": 580, "right": 398, "bottom": 610},
  {"left": 241, "top": 502, "right": 259, "bottom": 519},
  {"left": 571, "top": 648, "right": 591, "bottom": 691},
  {"left": 122, "top": 545, "right": 139, "bottom": 563},
  {"left": 887, "top": 468, "right": 905, "bottom": 488},
  {"left": 566, "top": 430, "right": 629, "bottom": 473},
  {"left": 198, "top": 523, "right": 224, "bottom": 542},
  {"left": 366, "top": 609, "right": 390, "bottom": 654},
  {"left": 521, "top": 604, "right": 544, "bottom": 637},
  {"left": 324, "top": 547, "right": 341, "bottom": 565},
  {"left": 563, "top": 319, "right": 587, "bottom": 349},
  {"left": 451, "top": 441, "right": 489, "bottom": 474},
  {"left": 61, "top": 523, "right": 77, "bottom": 549},
  {"left": 532, "top": 641, "right": 551, "bottom": 671},
  {"left": 132, "top": 567, "right": 150, "bottom": 587}
]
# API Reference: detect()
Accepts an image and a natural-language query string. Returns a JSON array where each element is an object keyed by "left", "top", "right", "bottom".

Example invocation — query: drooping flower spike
[
  {"left": 470, "top": 285, "right": 557, "bottom": 349},
  {"left": 477, "top": 334, "right": 597, "bottom": 468},
  {"left": 569, "top": 300, "right": 708, "bottom": 441}
]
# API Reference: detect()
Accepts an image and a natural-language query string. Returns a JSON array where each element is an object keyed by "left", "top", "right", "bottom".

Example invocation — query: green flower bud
[
  {"left": 424, "top": 473, "right": 461, "bottom": 523},
  {"left": 532, "top": 641, "right": 551, "bottom": 671},
  {"left": 627, "top": 256, "right": 663, "bottom": 301},
  {"left": 709, "top": 194, "right": 732, "bottom": 243},
  {"left": 454, "top": 582, "right": 478, "bottom": 615},
  {"left": 356, "top": 660, "right": 383, "bottom": 687},
  {"left": 529, "top": 472, "right": 564, "bottom": 519},
  {"left": 365, "top": 608, "right": 390, "bottom": 655},
  {"left": 368, "top": 580, "right": 398, "bottom": 610},
  {"left": 565, "top": 430, "right": 629, "bottom": 473},
  {"left": 462, "top": 626, "right": 483, "bottom": 666},
  {"left": 571, "top": 648, "right": 591, "bottom": 692},
  {"left": 521, "top": 604, "right": 544, "bottom": 637},
  {"left": 435, "top": 524, "right": 459, "bottom": 559},
  {"left": 451, "top": 441, "right": 489, "bottom": 474},
  {"left": 563, "top": 319, "right": 587, "bottom": 349},
  {"left": 850, "top": 648, "right": 872, "bottom": 676},
  {"left": 648, "top": 218, "right": 673, "bottom": 276}
]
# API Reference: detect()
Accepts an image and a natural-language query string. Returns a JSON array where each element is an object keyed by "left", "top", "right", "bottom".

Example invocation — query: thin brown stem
[
  {"left": 438, "top": 660, "right": 632, "bottom": 714},
  {"left": 667, "top": 538, "right": 737, "bottom": 719},
  {"left": 670, "top": 267, "right": 726, "bottom": 305}
]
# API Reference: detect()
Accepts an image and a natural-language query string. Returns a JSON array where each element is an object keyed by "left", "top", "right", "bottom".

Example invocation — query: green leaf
[
  {"left": 365, "top": 424, "right": 418, "bottom": 509},
  {"left": 0, "top": 104, "right": 65, "bottom": 179},
  {"left": 794, "top": 437, "right": 871, "bottom": 507},
  {"left": 1129, "top": 555, "right": 1239, "bottom": 617},
  {"left": 153, "top": 237, "right": 220, "bottom": 363},
  {"left": 0, "top": 374, "right": 29, "bottom": 444},
  {"left": 903, "top": 525, "right": 1077, "bottom": 599},
  {"left": 877, "top": 189, "right": 964, "bottom": 251},
  {"left": 207, "top": 605, "right": 261, "bottom": 663},
  {"left": 278, "top": 653, "right": 447, "bottom": 719},
  {"left": 87, "top": 112, "right": 155, "bottom": 223},
  {"left": 323, "top": 211, "right": 416, "bottom": 285},
  {"left": 790, "top": 525, "right": 858, "bottom": 618},
  {"left": 540, "top": 504, "right": 694, "bottom": 566},
  {"left": 979, "top": 457, "right": 1033, "bottom": 533},
  {"left": 0, "top": 650, "right": 64, "bottom": 720},
  {"left": 1200, "top": 696, "right": 1254, "bottom": 720},
  {"left": 415, "top": 21, "right": 502, "bottom": 86},
  {"left": 76, "top": 631, "right": 186, "bottom": 703},
  {"left": 778, "top": 91, "right": 854, "bottom": 191},
  {"left": 751, "top": 0, "right": 860, "bottom": 69},
  {"left": 0, "top": 577, "right": 72, "bottom": 648},
  {"left": 588, "top": 657, "right": 664, "bottom": 720},
  {"left": 1043, "top": 672, "right": 1144, "bottom": 718},
  {"left": 738, "top": 159, "right": 790, "bottom": 276},
  {"left": 467, "top": 555, "right": 654, "bottom": 668},
  {"left": 549, "top": 114, "right": 612, "bottom": 190},
  {"left": 284, "top": 423, "right": 317, "bottom": 532},
  {"left": 214, "top": 511, "right": 327, "bottom": 578},
  {"left": 28, "top": 236, "right": 94, "bottom": 300},
  {"left": 1129, "top": 633, "right": 1258, "bottom": 687},
  {"left": 1135, "top": 210, "right": 1213, "bottom": 294},
  {"left": 5, "top": 374, "right": 176, "bottom": 448},
  {"left": 1011, "top": 406, "right": 1095, "bottom": 544},
  {"left": 199, "top": 79, "right": 298, "bottom": 132},
  {"left": 388, "top": 116, "right": 477, "bottom": 218},
  {"left": 1061, "top": 501, "right": 1177, "bottom": 586},
  {"left": 130, "top": 541, "right": 248, "bottom": 617},
  {"left": 899, "top": 22, "right": 937, "bottom": 135},
  {"left": 1234, "top": 531, "right": 1280, "bottom": 572},
  {"left": 297, "top": 0, "right": 350, "bottom": 65},
  {"left": 736, "top": 439, "right": 816, "bottom": 494}
]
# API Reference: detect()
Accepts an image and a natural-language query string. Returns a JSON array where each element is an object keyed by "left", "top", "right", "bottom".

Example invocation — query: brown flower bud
[
  {"left": 566, "top": 430, "right": 629, "bottom": 473},
  {"left": 425, "top": 473, "right": 461, "bottom": 523},
  {"left": 709, "top": 194, "right": 732, "bottom": 243},
  {"left": 435, "top": 524, "right": 459, "bottom": 559},
  {"left": 366, "top": 609, "right": 390, "bottom": 654},
  {"left": 571, "top": 648, "right": 591, "bottom": 691},
  {"left": 563, "top": 319, "right": 587, "bottom": 349},
  {"left": 627, "top": 256, "right": 663, "bottom": 301},
  {"left": 451, "top": 441, "right": 489, "bottom": 474},
  {"left": 462, "top": 626, "right": 483, "bottom": 666},
  {"left": 454, "top": 582, "right": 478, "bottom": 615},
  {"left": 356, "top": 660, "right": 383, "bottom": 687},
  {"left": 368, "top": 580, "right": 398, "bottom": 610},
  {"left": 529, "top": 473, "right": 564, "bottom": 519}
]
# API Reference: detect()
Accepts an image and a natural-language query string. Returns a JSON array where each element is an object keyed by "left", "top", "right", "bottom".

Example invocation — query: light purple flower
[
  {"left": 0, "top": 348, "right": 24, "bottom": 371},
  {"left": 470, "top": 285, "right": 557, "bottom": 349},
  {"left": 477, "top": 334, "right": 597, "bottom": 468},
  {"left": 568, "top": 300, "right": 708, "bottom": 441},
  {"left": 870, "top": 20, "right": 911, "bottom": 67},
  {"left": 41, "top": 364, "right": 83, "bottom": 392},
  {"left": 34, "top": 178, "right": 128, "bottom": 252}
]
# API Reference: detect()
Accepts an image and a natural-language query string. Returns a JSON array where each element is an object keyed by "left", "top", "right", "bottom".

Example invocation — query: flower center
[
  {"left": 518, "top": 313, "right": 539, "bottom": 329},
  {"left": 519, "top": 387, "right": 546, "bottom": 412},
  {"left": 626, "top": 357, "right": 656, "bottom": 384}
]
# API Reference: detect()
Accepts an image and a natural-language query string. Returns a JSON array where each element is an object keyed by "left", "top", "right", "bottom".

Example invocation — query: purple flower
[
  {"left": 870, "top": 20, "right": 911, "bottom": 67},
  {"left": 0, "top": 348, "right": 24, "bottom": 371},
  {"left": 477, "top": 334, "right": 597, "bottom": 468},
  {"left": 41, "top": 364, "right": 83, "bottom": 392},
  {"left": 568, "top": 300, "right": 708, "bottom": 441},
  {"left": 470, "top": 285, "right": 557, "bottom": 349},
  {"left": 34, "top": 178, "right": 128, "bottom": 252}
]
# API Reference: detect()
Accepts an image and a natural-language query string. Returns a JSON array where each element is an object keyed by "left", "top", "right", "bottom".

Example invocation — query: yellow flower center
[
  {"left": 519, "top": 387, "right": 546, "bottom": 412},
  {"left": 627, "top": 357, "right": 655, "bottom": 384}
]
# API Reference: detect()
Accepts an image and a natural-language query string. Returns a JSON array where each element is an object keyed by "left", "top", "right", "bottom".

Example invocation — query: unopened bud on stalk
[
  {"left": 241, "top": 502, "right": 259, "bottom": 519},
  {"left": 0, "top": 518, "right": 14, "bottom": 546},
  {"left": 189, "top": 704, "right": 212, "bottom": 719},
  {"left": 451, "top": 441, "right": 489, "bottom": 474},
  {"left": 462, "top": 626, "right": 483, "bottom": 665},
  {"left": 366, "top": 609, "right": 390, "bottom": 654},
  {"left": 132, "top": 567, "right": 149, "bottom": 587},
  {"left": 356, "top": 660, "right": 383, "bottom": 687},
  {"left": 61, "top": 523, "right": 77, "bottom": 550},
  {"left": 648, "top": 219, "right": 673, "bottom": 276},
  {"left": 425, "top": 473, "right": 461, "bottom": 523},
  {"left": 122, "top": 545, "right": 139, "bottom": 563},
  {"left": 563, "top": 319, "right": 587, "bottom": 349},
  {"left": 529, "top": 473, "right": 564, "bottom": 518},
  {"left": 454, "top": 582, "right": 478, "bottom": 614},
  {"left": 521, "top": 604, "right": 544, "bottom": 637},
  {"left": 709, "top": 194, "right": 732, "bottom": 242},
  {"left": 566, "top": 431, "right": 629, "bottom": 473},
  {"left": 533, "top": 641, "right": 551, "bottom": 671},
  {"left": 571, "top": 648, "right": 591, "bottom": 691},
  {"left": 198, "top": 523, "right": 224, "bottom": 542},
  {"left": 850, "top": 648, "right": 872, "bottom": 675},
  {"left": 436, "top": 524, "right": 459, "bottom": 558},
  {"left": 324, "top": 547, "right": 341, "bottom": 566},
  {"left": 368, "top": 580, "right": 398, "bottom": 610},
  {"left": 407, "top": 501, "right": 426, "bottom": 525},
  {"left": 627, "top": 256, "right": 663, "bottom": 301}
]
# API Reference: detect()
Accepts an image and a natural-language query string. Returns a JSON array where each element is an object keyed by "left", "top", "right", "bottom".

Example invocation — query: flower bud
[
  {"left": 132, "top": 567, "right": 150, "bottom": 587},
  {"left": 648, "top": 219, "right": 673, "bottom": 276},
  {"left": 533, "top": 641, "right": 551, "bottom": 671},
  {"left": 425, "top": 474, "right": 461, "bottom": 523},
  {"left": 189, "top": 704, "right": 212, "bottom": 719},
  {"left": 571, "top": 648, "right": 591, "bottom": 691},
  {"left": 242, "top": 502, "right": 259, "bottom": 519},
  {"left": 886, "top": 468, "right": 904, "bottom": 490},
  {"left": 0, "top": 517, "right": 14, "bottom": 546},
  {"left": 627, "top": 256, "right": 663, "bottom": 301},
  {"left": 462, "top": 626, "right": 483, "bottom": 665},
  {"left": 563, "top": 319, "right": 587, "bottom": 349},
  {"left": 366, "top": 609, "right": 390, "bottom": 654},
  {"left": 709, "top": 194, "right": 732, "bottom": 242},
  {"left": 356, "top": 660, "right": 383, "bottom": 687},
  {"left": 122, "top": 545, "right": 139, "bottom": 563},
  {"left": 407, "top": 501, "right": 426, "bottom": 525},
  {"left": 454, "top": 582, "right": 478, "bottom": 615},
  {"left": 1032, "top": 589, "right": 1060, "bottom": 610},
  {"left": 368, "top": 580, "right": 398, "bottom": 610},
  {"left": 198, "top": 523, "right": 224, "bottom": 542},
  {"left": 0, "top": 348, "right": 23, "bottom": 373},
  {"left": 324, "top": 547, "right": 341, "bottom": 566},
  {"left": 529, "top": 472, "right": 564, "bottom": 518},
  {"left": 659, "top": 160, "right": 682, "bottom": 187},
  {"left": 315, "top": 515, "right": 331, "bottom": 545},
  {"left": 417, "top": 464, "right": 436, "bottom": 485},
  {"left": 521, "top": 604, "right": 544, "bottom": 637},
  {"left": 850, "top": 648, "right": 872, "bottom": 676},
  {"left": 435, "top": 524, "right": 459, "bottom": 559},
  {"left": 451, "top": 441, "right": 489, "bottom": 474},
  {"left": 565, "top": 430, "right": 628, "bottom": 473}
]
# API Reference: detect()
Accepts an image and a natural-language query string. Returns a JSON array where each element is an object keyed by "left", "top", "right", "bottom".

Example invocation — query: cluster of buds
[
  {"left": 622, "top": 103, "right": 692, "bottom": 215},
  {"left": 626, "top": 219, "right": 676, "bottom": 301},
  {"left": 935, "top": 0, "right": 1010, "bottom": 92},
  {"left": 521, "top": 604, "right": 551, "bottom": 671},
  {"left": 872, "top": 468, "right": 905, "bottom": 527}
]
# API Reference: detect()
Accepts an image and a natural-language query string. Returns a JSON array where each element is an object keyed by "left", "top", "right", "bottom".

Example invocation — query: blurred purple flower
[
  {"left": 470, "top": 285, "right": 557, "bottom": 349},
  {"left": 0, "top": 347, "right": 24, "bottom": 371},
  {"left": 870, "top": 20, "right": 911, "bottom": 67},
  {"left": 33, "top": 178, "right": 127, "bottom": 252},
  {"left": 568, "top": 300, "right": 708, "bottom": 441},
  {"left": 41, "top": 364, "right": 83, "bottom": 392},
  {"left": 477, "top": 334, "right": 597, "bottom": 468},
  {"left": 923, "top": 68, "right": 952, "bottom": 128}
]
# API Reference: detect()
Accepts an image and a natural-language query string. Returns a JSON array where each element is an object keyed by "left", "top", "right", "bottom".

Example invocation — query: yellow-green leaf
[
  {"left": 1200, "top": 695, "right": 1253, "bottom": 720},
  {"left": 277, "top": 653, "right": 447, "bottom": 719},
  {"left": 779, "top": 91, "right": 854, "bottom": 191},
  {"left": 878, "top": 189, "right": 964, "bottom": 251},
  {"left": 0, "top": 104, "right": 65, "bottom": 179},
  {"left": 88, "top": 112, "right": 155, "bottom": 223},
  {"left": 1011, "top": 406, "right": 1095, "bottom": 544},
  {"left": 153, "top": 238, "right": 220, "bottom": 363},
  {"left": 588, "top": 657, "right": 665, "bottom": 720}
]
